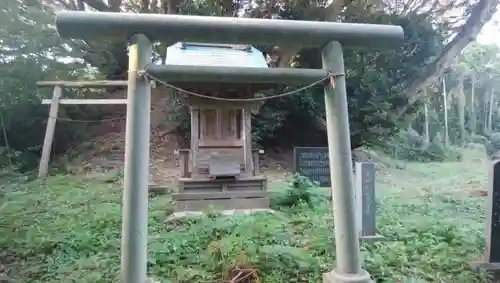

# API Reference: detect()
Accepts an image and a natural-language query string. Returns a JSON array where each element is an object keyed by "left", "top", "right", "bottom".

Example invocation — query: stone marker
[
  {"left": 472, "top": 160, "right": 500, "bottom": 271},
  {"left": 293, "top": 147, "right": 383, "bottom": 242},
  {"left": 355, "top": 162, "right": 384, "bottom": 242}
]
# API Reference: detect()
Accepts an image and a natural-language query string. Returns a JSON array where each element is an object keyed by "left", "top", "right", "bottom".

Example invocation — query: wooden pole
[
  {"left": 38, "top": 86, "right": 62, "bottom": 178},
  {"left": 41, "top": 99, "right": 127, "bottom": 105},
  {"left": 36, "top": 80, "right": 127, "bottom": 88}
]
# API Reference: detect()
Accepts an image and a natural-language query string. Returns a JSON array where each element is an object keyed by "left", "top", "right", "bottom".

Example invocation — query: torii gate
[{"left": 55, "top": 11, "right": 403, "bottom": 283}]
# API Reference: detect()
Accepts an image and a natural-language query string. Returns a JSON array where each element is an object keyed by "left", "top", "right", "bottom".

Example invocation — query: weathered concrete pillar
[
  {"left": 322, "top": 41, "right": 372, "bottom": 283},
  {"left": 120, "top": 33, "right": 153, "bottom": 283}
]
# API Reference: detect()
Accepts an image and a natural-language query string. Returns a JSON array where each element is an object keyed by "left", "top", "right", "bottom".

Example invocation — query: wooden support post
[
  {"left": 215, "top": 109, "right": 222, "bottom": 139},
  {"left": 177, "top": 149, "right": 190, "bottom": 179},
  {"left": 190, "top": 107, "right": 199, "bottom": 174},
  {"left": 242, "top": 109, "right": 253, "bottom": 174},
  {"left": 252, "top": 150, "right": 261, "bottom": 175},
  {"left": 38, "top": 86, "right": 62, "bottom": 178}
]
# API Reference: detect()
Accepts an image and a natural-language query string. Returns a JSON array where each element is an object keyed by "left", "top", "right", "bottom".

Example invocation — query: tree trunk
[
  {"left": 483, "top": 88, "right": 490, "bottom": 134},
  {"left": 488, "top": 87, "right": 495, "bottom": 134},
  {"left": 458, "top": 76, "right": 466, "bottom": 146},
  {"left": 470, "top": 77, "right": 477, "bottom": 135},
  {"left": 423, "top": 88, "right": 430, "bottom": 144},
  {"left": 442, "top": 77, "right": 449, "bottom": 148}
]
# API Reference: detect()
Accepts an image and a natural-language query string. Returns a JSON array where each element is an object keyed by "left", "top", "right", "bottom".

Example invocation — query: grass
[{"left": 0, "top": 149, "right": 493, "bottom": 282}]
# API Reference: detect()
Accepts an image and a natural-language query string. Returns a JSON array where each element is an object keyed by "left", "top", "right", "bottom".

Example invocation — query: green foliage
[
  {"left": 270, "top": 174, "right": 324, "bottom": 209},
  {"left": 470, "top": 134, "right": 489, "bottom": 145},
  {"left": 481, "top": 132, "right": 500, "bottom": 158},
  {"left": 411, "top": 42, "right": 500, "bottom": 153},
  {"left": 32, "top": 0, "right": 449, "bottom": 153},
  {"left": 0, "top": 0, "right": 149, "bottom": 171},
  {"left": 455, "top": 132, "right": 500, "bottom": 159},
  {"left": 0, "top": 0, "right": 95, "bottom": 169},
  {"left": 384, "top": 129, "right": 462, "bottom": 162},
  {"left": 487, "top": 132, "right": 500, "bottom": 146},
  {"left": 0, "top": 0, "right": 465, "bottom": 167},
  {"left": 0, "top": 0, "right": 490, "bottom": 172},
  {"left": 255, "top": 12, "right": 442, "bottom": 149},
  {"left": 0, "top": 172, "right": 490, "bottom": 283}
]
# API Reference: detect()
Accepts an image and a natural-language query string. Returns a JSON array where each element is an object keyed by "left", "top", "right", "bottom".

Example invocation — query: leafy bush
[
  {"left": 470, "top": 134, "right": 489, "bottom": 145},
  {"left": 470, "top": 132, "right": 500, "bottom": 159},
  {"left": 270, "top": 174, "right": 325, "bottom": 209},
  {"left": 384, "top": 129, "right": 462, "bottom": 162},
  {"left": 484, "top": 132, "right": 500, "bottom": 158}
]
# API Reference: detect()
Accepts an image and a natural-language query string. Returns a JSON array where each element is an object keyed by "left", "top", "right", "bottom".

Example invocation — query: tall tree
[
  {"left": 0, "top": 0, "right": 86, "bottom": 161},
  {"left": 396, "top": 0, "right": 498, "bottom": 118},
  {"left": 413, "top": 42, "right": 500, "bottom": 148},
  {"left": 40, "top": 0, "right": 499, "bottom": 150}
]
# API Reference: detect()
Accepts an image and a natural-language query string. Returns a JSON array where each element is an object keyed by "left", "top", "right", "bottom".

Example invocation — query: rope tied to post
[
  {"left": 138, "top": 65, "right": 344, "bottom": 102},
  {"left": 328, "top": 71, "right": 339, "bottom": 89}
]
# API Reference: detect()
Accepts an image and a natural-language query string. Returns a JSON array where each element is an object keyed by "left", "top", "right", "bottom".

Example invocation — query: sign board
[{"left": 293, "top": 147, "right": 330, "bottom": 187}]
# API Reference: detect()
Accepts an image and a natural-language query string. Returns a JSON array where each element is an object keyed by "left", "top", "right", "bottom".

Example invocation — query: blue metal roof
[{"left": 165, "top": 42, "right": 268, "bottom": 68}]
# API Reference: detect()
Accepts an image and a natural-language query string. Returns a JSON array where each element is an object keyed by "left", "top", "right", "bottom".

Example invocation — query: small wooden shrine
[{"left": 166, "top": 42, "right": 272, "bottom": 212}]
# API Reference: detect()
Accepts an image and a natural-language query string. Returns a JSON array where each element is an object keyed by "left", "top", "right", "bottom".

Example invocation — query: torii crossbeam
[{"left": 54, "top": 11, "right": 403, "bottom": 283}]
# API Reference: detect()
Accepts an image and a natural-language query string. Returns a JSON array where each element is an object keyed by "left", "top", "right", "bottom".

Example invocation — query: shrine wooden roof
[
  {"left": 165, "top": 42, "right": 268, "bottom": 68},
  {"left": 164, "top": 42, "right": 275, "bottom": 96}
]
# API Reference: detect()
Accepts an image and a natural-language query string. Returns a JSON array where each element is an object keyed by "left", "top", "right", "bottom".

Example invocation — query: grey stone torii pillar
[{"left": 55, "top": 11, "right": 403, "bottom": 283}]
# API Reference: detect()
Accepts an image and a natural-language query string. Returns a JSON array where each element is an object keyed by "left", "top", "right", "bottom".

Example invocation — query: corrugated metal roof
[{"left": 165, "top": 42, "right": 268, "bottom": 68}]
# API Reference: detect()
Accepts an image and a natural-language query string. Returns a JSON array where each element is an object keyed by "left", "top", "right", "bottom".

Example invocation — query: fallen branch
[{"left": 227, "top": 266, "right": 259, "bottom": 283}]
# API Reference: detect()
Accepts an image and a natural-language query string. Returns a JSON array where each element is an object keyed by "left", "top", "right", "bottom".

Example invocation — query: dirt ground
[{"left": 64, "top": 124, "right": 296, "bottom": 186}]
